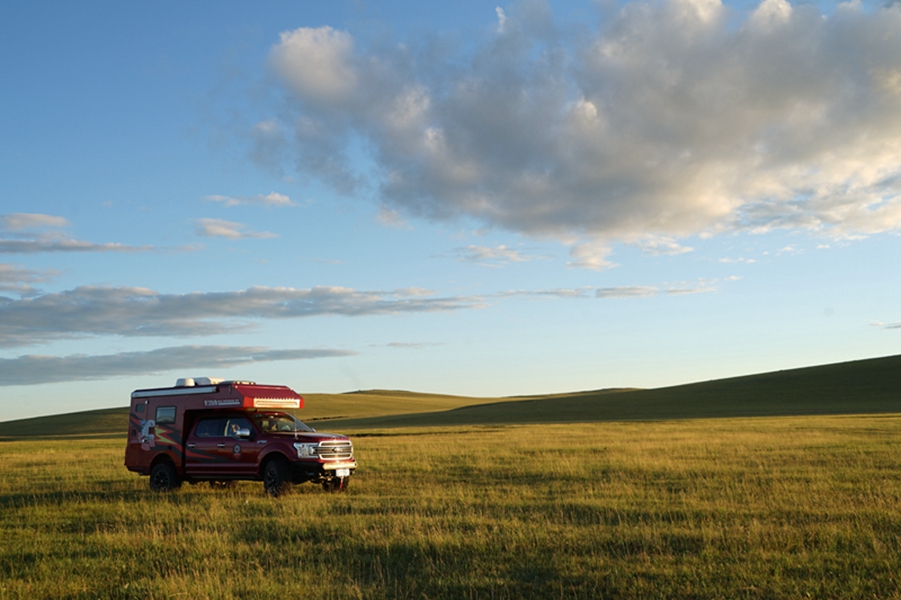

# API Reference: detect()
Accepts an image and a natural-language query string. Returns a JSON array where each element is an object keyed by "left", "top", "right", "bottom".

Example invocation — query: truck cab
[{"left": 124, "top": 377, "right": 356, "bottom": 496}]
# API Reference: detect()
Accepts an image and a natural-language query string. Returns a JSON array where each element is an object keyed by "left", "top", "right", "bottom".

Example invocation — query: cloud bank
[
  {"left": 258, "top": 0, "right": 901, "bottom": 253},
  {"left": 0, "top": 285, "right": 485, "bottom": 347},
  {"left": 0, "top": 345, "right": 355, "bottom": 386}
]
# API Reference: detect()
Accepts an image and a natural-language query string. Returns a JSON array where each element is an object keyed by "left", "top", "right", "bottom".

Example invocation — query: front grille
[{"left": 318, "top": 440, "right": 353, "bottom": 460}]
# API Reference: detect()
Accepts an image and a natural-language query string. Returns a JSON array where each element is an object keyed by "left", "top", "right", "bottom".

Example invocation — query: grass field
[
  {"left": 2, "top": 355, "right": 901, "bottom": 598},
  {"left": 3, "top": 415, "right": 901, "bottom": 599}
]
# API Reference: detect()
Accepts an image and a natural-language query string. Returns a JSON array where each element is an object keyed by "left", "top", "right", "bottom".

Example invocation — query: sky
[{"left": 1, "top": 0, "right": 900, "bottom": 421}]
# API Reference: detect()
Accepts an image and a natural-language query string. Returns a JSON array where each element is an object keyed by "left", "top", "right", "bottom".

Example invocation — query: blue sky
[{"left": 1, "top": 0, "right": 900, "bottom": 420}]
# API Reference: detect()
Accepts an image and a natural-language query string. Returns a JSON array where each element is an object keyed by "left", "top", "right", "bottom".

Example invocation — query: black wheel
[
  {"left": 322, "top": 477, "right": 349, "bottom": 493},
  {"left": 263, "top": 458, "right": 291, "bottom": 497},
  {"left": 149, "top": 462, "right": 181, "bottom": 492},
  {"left": 209, "top": 480, "right": 236, "bottom": 489}
]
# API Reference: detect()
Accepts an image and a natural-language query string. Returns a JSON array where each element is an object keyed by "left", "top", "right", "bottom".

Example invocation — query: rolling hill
[{"left": 1, "top": 354, "right": 899, "bottom": 438}]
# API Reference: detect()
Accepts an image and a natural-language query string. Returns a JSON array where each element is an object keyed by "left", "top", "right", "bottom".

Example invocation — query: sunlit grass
[{"left": 2, "top": 415, "right": 901, "bottom": 598}]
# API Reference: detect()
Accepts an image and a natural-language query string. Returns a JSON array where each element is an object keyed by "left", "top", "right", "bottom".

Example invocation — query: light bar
[{"left": 252, "top": 397, "right": 301, "bottom": 409}]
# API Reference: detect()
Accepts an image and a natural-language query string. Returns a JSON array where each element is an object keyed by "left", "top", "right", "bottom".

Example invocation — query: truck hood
[{"left": 268, "top": 431, "right": 348, "bottom": 442}]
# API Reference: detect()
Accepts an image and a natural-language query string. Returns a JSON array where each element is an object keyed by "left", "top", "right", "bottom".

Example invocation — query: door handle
[
  {"left": 187, "top": 443, "right": 196, "bottom": 448},
  {"left": 217, "top": 443, "right": 226, "bottom": 448}
]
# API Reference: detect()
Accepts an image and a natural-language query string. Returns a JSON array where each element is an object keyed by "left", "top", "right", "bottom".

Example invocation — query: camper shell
[{"left": 124, "top": 377, "right": 356, "bottom": 496}]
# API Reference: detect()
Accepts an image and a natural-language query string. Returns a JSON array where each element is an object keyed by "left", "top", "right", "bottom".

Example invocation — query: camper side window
[{"left": 156, "top": 406, "right": 176, "bottom": 425}]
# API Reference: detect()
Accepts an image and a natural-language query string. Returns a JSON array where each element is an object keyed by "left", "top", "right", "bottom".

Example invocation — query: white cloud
[
  {"left": 567, "top": 241, "right": 616, "bottom": 270},
  {"left": 496, "top": 7, "right": 508, "bottom": 33},
  {"left": 0, "top": 345, "right": 356, "bottom": 386},
  {"left": 750, "top": 0, "right": 793, "bottom": 29},
  {"left": 377, "top": 208, "right": 409, "bottom": 229},
  {"left": 595, "top": 286, "right": 659, "bottom": 298},
  {"left": 269, "top": 26, "right": 358, "bottom": 107},
  {"left": 0, "top": 237, "right": 151, "bottom": 254},
  {"left": 258, "top": 0, "right": 901, "bottom": 255},
  {"left": 0, "top": 213, "right": 152, "bottom": 254},
  {"left": 594, "top": 280, "right": 719, "bottom": 298},
  {"left": 500, "top": 277, "right": 726, "bottom": 300},
  {"left": 452, "top": 244, "right": 548, "bottom": 266},
  {"left": 0, "top": 285, "right": 486, "bottom": 347},
  {"left": 0, "top": 263, "right": 57, "bottom": 294},
  {"left": 386, "top": 342, "right": 445, "bottom": 349},
  {"left": 629, "top": 236, "right": 694, "bottom": 256},
  {"left": 195, "top": 218, "right": 278, "bottom": 239},
  {"left": 204, "top": 192, "right": 295, "bottom": 207},
  {"left": 1, "top": 213, "right": 70, "bottom": 230}
]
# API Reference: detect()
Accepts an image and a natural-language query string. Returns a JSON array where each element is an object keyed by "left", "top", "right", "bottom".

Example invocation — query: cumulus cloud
[
  {"left": 259, "top": 0, "right": 901, "bottom": 257},
  {"left": 195, "top": 218, "right": 278, "bottom": 239},
  {"left": 204, "top": 192, "right": 295, "bottom": 207},
  {"left": 0, "top": 285, "right": 486, "bottom": 347},
  {"left": 0, "top": 345, "right": 355, "bottom": 386},
  {"left": 0, "top": 213, "right": 152, "bottom": 254}
]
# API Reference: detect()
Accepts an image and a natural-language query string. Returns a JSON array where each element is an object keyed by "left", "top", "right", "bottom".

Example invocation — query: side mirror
[{"left": 235, "top": 427, "right": 252, "bottom": 439}]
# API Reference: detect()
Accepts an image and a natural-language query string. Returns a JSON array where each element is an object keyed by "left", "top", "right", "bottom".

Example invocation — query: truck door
[
  {"left": 222, "top": 416, "right": 262, "bottom": 476},
  {"left": 185, "top": 415, "right": 261, "bottom": 477},
  {"left": 185, "top": 416, "right": 229, "bottom": 476}
]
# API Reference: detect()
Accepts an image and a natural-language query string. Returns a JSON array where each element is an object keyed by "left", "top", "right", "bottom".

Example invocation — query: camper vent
[{"left": 176, "top": 377, "right": 225, "bottom": 387}]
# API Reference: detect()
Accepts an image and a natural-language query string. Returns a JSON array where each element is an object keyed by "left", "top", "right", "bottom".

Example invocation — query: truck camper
[{"left": 124, "top": 377, "right": 356, "bottom": 496}]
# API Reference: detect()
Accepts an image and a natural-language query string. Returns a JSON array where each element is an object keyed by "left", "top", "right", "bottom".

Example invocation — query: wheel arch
[
  {"left": 149, "top": 451, "right": 179, "bottom": 472},
  {"left": 258, "top": 449, "right": 291, "bottom": 478}
]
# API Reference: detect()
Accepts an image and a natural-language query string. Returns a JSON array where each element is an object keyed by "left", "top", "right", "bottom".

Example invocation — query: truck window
[
  {"left": 225, "top": 417, "right": 253, "bottom": 439},
  {"left": 250, "top": 413, "right": 315, "bottom": 433},
  {"left": 194, "top": 417, "right": 227, "bottom": 438},
  {"left": 156, "top": 406, "right": 176, "bottom": 424}
]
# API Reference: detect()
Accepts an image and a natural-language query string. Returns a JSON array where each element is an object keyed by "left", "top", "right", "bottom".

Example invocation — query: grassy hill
[
  {"left": 1, "top": 354, "right": 899, "bottom": 438},
  {"left": 326, "top": 354, "right": 901, "bottom": 429}
]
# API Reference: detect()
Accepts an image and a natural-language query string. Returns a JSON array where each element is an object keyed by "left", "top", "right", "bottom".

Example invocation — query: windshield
[{"left": 250, "top": 412, "right": 315, "bottom": 433}]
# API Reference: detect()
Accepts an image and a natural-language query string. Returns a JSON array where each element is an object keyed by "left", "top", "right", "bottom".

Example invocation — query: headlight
[{"left": 293, "top": 442, "right": 319, "bottom": 458}]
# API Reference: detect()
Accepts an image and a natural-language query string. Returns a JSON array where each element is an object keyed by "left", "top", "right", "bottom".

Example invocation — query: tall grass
[{"left": 2, "top": 415, "right": 901, "bottom": 598}]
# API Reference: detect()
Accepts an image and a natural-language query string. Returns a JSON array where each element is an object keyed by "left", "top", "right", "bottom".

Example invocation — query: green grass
[
  {"left": 3, "top": 354, "right": 900, "bottom": 597},
  {"left": 3, "top": 415, "right": 901, "bottom": 598}
]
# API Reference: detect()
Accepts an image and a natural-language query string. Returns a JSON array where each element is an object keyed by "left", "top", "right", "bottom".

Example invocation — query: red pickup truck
[{"left": 124, "top": 377, "right": 356, "bottom": 496}]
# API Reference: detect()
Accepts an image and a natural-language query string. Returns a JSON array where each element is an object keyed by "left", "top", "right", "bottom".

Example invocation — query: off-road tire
[
  {"left": 149, "top": 461, "right": 181, "bottom": 492},
  {"left": 263, "top": 458, "right": 291, "bottom": 497}
]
